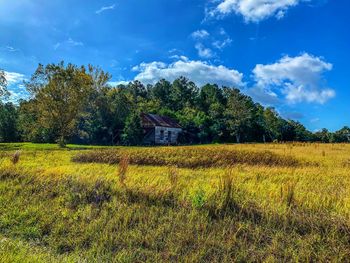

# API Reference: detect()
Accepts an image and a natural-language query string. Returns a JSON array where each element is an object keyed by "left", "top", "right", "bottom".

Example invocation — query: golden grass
[
  {"left": 72, "top": 145, "right": 303, "bottom": 168},
  {"left": 1, "top": 143, "right": 350, "bottom": 261}
]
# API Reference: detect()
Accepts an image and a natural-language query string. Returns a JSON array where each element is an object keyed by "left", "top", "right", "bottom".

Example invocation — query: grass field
[{"left": 1, "top": 143, "right": 350, "bottom": 262}]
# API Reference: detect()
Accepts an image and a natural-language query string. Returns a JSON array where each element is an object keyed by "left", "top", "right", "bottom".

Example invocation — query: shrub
[{"left": 11, "top": 150, "right": 21, "bottom": 165}]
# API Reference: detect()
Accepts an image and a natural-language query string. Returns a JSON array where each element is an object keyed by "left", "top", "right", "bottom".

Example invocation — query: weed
[
  {"left": 214, "top": 168, "right": 238, "bottom": 216},
  {"left": 191, "top": 188, "right": 206, "bottom": 208},
  {"left": 11, "top": 150, "right": 21, "bottom": 165},
  {"left": 118, "top": 155, "right": 129, "bottom": 187},
  {"left": 167, "top": 166, "right": 179, "bottom": 191},
  {"left": 281, "top": 182, "right": 297, "bottom": 208}
]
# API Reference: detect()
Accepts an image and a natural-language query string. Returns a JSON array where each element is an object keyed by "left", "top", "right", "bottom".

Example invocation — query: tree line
[{"left": 0, "top": 63, "right": 349, "bottom": 146}]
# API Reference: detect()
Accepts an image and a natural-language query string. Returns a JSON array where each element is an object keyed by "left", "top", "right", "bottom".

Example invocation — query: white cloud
[
  {"left": 170, "top": 55, "right": 189, "bottom": 62},
  {"left": 211, "top": 0, "right": 308, "bottom": 22},
  {"left": 96, "top": 4, "right": 116, "bottom": 15},
  {"left": 54, "top": 38, "right": 83, "bottom": 50},
  {"left": 191, "top": 30, "right": 210, "bottom": 40},
  {"left": 2, "top": 72, "right": 27, "bottom": 102},
  {"left": 108, "top": 81, "right": 130, "bottom": 86},
  {"left": 4, "top": 71, "right": 25, "bottom": 85},
  {"left": 132, "top": 59, "right": 244, "bottom": 87},
  {"left": 250, "top": 53, "right": 335, "bottom": 104},
  {"left": 0, "top": 46, "right": 19, "bottom": 52},
  {"left": 213, "top": 37, "right": 232, "bottom": 49},
  {"left": 195, "top": 43, "right": 214, "bottom": 58}
]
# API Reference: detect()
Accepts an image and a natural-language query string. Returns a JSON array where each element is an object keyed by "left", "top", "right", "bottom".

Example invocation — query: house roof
[{"left": 141, "top": 113, "right": 182, "bottom": 129}]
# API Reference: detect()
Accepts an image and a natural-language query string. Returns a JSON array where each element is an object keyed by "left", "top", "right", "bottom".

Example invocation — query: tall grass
[
  {"left": 73, "top": 146, "right": 302, "bottom": 168},
  {"left": 11, "top": 150, "right": 21, "bottom": 165},
  {"left": 1, "top": 143, "right": 350, "bottom": 261},
  {"left": 118, "top": 155, "right": 129, "bottom": 187}
]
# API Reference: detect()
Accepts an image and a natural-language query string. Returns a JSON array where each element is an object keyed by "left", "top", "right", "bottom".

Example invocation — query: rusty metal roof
[{"left": 141, "top": 113, "right": 182, "bottom": 128}]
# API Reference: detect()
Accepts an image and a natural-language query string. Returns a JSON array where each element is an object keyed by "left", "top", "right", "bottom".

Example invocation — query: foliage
[
  {"left": 23, "top": 62, "right": 110, "bottom": 146},
  {"left": 0, "top": 69, "right": 9, "bottom": 98},
  {"left": 0, "top": 102, "right": 20, "bottom": 142},
  {"left": 0, "top": 63, "right": 349, "bottom": 145},
  {"left": 121, "top": 111, "right": 143, "bottom": 145}
]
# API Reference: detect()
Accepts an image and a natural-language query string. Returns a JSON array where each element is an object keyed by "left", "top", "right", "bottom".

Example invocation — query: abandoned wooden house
[{"left": 141, "top": 113, "right": 182, "bottom": 145}]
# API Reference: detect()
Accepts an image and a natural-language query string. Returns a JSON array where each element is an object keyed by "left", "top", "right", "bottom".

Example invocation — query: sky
[{"left": 0, "top": 0, "right": 349, "bottom": 131}]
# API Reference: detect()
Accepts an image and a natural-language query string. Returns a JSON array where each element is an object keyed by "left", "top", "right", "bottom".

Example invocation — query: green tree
[
  {"left": 264, "top": 107, "right": 282, "bottom": 141},
  {"left": 0, "top": 102, "right": 19, "bottom": 142},
  {"left": 332, "top": 126, "right": 350, "bottom": 142},
  {"left": 170, "top": 77, "right": 198, "bottom": 111},
  {"left": 74, "top": 66, "right": 112, "bottom": 144},
  {"left": 151, "top": 79, "right": 172, "bottom": 108},
  {"left": 25, "top": 62, "right": 94, "bottom": 147},
  {"left": 314, "top": 128, "right": 331, "bottom": 143},
  {"left": 121, "top": 111, "right": 143, "bottom": 145},
  {"left": 224, "top": 88, "right": 253, "bottom": 143},
  {"left": 0, "top": 69, "right": 9, "bottom": 98}
]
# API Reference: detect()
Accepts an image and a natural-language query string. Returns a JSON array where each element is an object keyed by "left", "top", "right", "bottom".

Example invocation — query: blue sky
[{"left": 0, "top": 0, "right": 349, "bottom": 131}]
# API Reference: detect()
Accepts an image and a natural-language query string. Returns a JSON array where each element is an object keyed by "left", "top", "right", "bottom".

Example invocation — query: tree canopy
[
  {"left": 0, "top": 69, "right": 8, "bottom": 98},
  {"left": 0, "top": 62, "right": 348, "bottom": 145}
]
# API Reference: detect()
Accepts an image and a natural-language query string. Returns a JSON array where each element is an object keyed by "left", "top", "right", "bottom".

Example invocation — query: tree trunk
[
  {"left": 236, "top": 134, "right": 240, "bottom": 143},
  {"left": 57, "top": 136, "right": 66, "bottom": 148}
]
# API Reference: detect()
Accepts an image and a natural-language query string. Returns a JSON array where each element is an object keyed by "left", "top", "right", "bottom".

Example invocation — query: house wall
[
  {"left": 154, "top": 126, "right": 182, "bottom": 145},
  {"left": 142, "top": 128, "right": 156, "bottom": 145}
]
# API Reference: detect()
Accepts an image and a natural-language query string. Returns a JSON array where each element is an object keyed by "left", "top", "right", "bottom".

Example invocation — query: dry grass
[
  {"left": 11, "top": 150, "right": 21, "bottom": 165},
  {"left": 1, "top": 142, "right": 350, "bottom": 261},
  {"left": 72, "top": 146, "right": 302, "bottom": 168},
  {"left": 118, "top": 155, "right": 129, "bottom": 187}
]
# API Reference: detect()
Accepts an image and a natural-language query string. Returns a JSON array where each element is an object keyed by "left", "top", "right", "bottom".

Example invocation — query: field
[{"left": 1, "top": 143, "right": 350, "bottom": 262}]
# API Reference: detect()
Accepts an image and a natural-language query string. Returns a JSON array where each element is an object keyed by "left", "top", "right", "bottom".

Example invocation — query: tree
[
  {"left": 25, "top": 62, "right": 94, "bottom": 147},
  {"left": 151, "top": 79, "right": 172, "bottom": 108},
  {"left": 74, "top": 66, "right": 112, "bottom": 145},
  {"left": 170, "top": 77, "right": 198, "bottom": 111},
  {"left": 0, "top": 102, "right": 19, "bottom": 142},
  {"left": 264, "top": 107, "right": 282, "bottom": 142},
  {"left": 332, "top": 126, "right": 350, "bottom": 142},
  {"left": 0, "top": 69, "right": 9, "bottom": 98},
  {"left": 224, "top": 88, "right": 253, "bottom": 143},
  {"left": 288, "top": 120, "right": 312, "bottom": 141},
  {"left": 121, "top": 111, "right": 143, "bottom": 145},
  {"left": 314, "top": 128, "right": 331, "bottom": 143}
]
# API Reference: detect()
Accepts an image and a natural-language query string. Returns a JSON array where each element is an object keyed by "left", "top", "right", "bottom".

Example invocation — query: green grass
[{"left": 1, "top": 143, "right": 350, "bottom": 261}]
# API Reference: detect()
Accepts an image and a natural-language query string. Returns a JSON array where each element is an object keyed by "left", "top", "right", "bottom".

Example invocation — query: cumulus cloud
[
  {"left": 250, "top": 53, "right": 335, "bottom": 104},
  {"left": 108, "top": 81, "right": 130, "bottom": 86},
  {"left": 211, "top": 0, "right": 308, "bottom": 22},
  {"left": 4, "top": 71, "right": 25, "bottom": 85},
  {"left": 191, "top": 30, "right": 210, "bottom": 40},
  {"left": 96, "top": 4, "right": 116, "bottom": 15},
  {"left": 131, "top": 59, "right": 244, "bottom": 87},
  {"left": 2, "top": 71, "right": 28, "bottom": 102}
]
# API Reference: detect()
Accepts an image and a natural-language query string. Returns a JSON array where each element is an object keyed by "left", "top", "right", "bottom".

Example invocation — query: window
[{"left": 160, "top": 130, "right": 164, "bottom": 140}]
